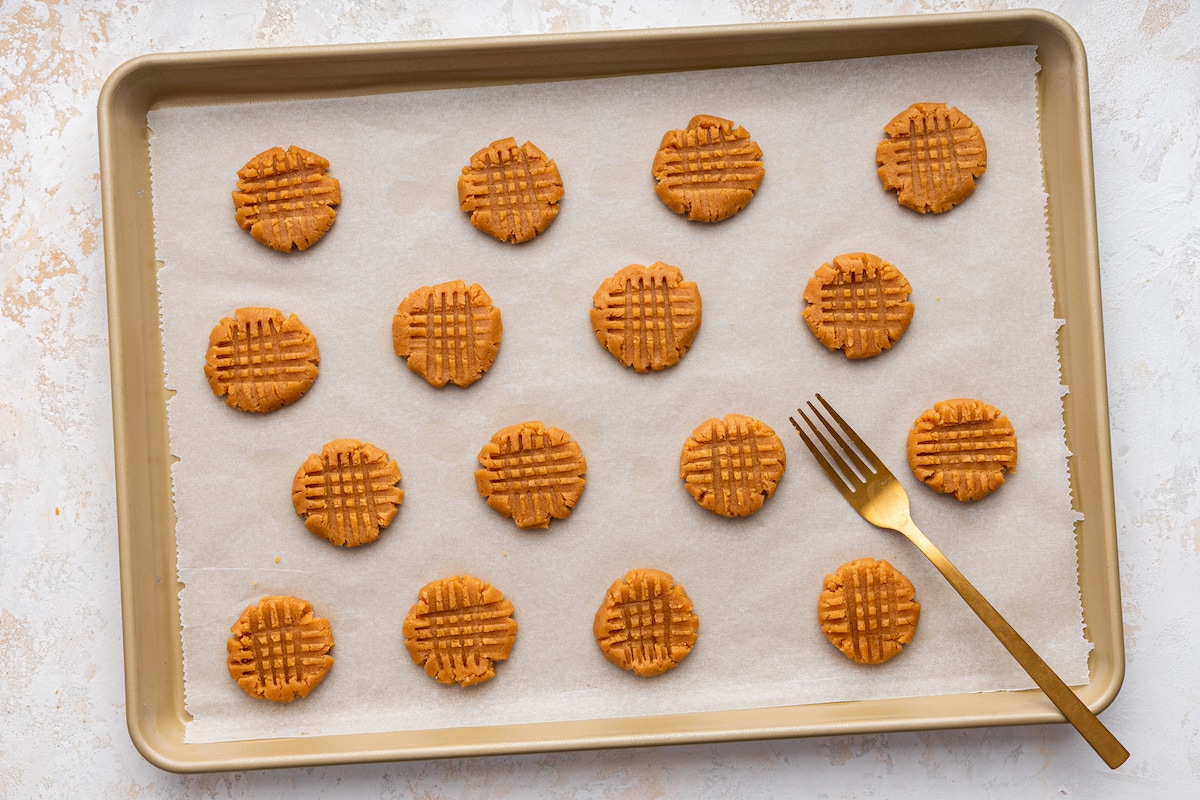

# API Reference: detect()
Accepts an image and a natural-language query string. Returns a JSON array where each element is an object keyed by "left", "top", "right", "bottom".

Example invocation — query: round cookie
[
  {"left": 907, "top": 398, "right": 1017, "bottom": 501},
  {"left": 292, "top": 439, "right": 404, "bottom": 547},
  {"left": 679, "top": 413, "right": 786, "bottom": 518},
  {"left": 457, "top": 137, "right": 564, "bottom": 243},
  {"left": 475, "top": 420, "right": 587, "bottom": 530},
  {"left": 876, "top": 102, "right": 987, "bottom": 214},
  {"left": 593, "top": 568, "right": 699, "bottom": 678},
  {"left": 802, "top": 252, "right": 915, "bottom": 360},
  {"left": 403, "top": 575, "right": 518, "bottom": 687},
  {"left": 232, "top": 145, "right": 341, "bottom": 251},
  {"left": 226, "top": 595, "right": 335, "bottom": 702},
  {"left": 652, "top": 114, "right": 764, "bottom": 222},
  {"left": 393, "top": 280, "right": 503, "bottom": 388},
  {"left": 819, "top": 558, "right": 921, "bottom": 665},
  {"left": 590, "top": 262, "right": 702, "bottom": 372},
  {"left": 203, "top": 306, "right": 320, "bottom": 413}
]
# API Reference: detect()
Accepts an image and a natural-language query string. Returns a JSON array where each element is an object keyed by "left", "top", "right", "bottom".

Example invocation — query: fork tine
[
  {"left": 814, "top": 393, "right": 894, "bottom": 479},
  {"left": 788, "top": 412, "right": 856, "bottom": 503},
  {"left": 807, "top": 397, "right": 871, "bottom": 479},
  {"left": 793, "top": 404, "right": 863, "bottom": 489}
]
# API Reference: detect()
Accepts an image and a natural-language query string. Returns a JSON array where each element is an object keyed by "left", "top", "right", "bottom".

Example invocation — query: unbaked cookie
[
  {"left": 392, "top": 280, "right": 503, "bottom": 388},
  {"left": 819, "top": 558, "right": 920, "bottom": 665},
  {"left": 876, "top": 103, "right": 987, "bottom": 214},
  {"left": 679, "top": 414, "right": 786, "bottom": 518},
  {"left": 652, "top": 115, "right": 764, "bottom": 222},
  {"left": 233, "top": 145, "right": 341, "bottom": 251},
  {"left": 403, "top": 574, "right": 518, "bottom": 687},
  {"left": 226, "top": 595, "right": 335, "bottom": 702},
  {"left": 203, "top": 306, "right": 320, "bottom": 412},
  {"left": 458, "top": 137, "right": 564, "bottom": 243},
  {"left": 475, "top": 420, "right": 587, "bottom": 529},
  {"left": 907, "top": 397, "right": 1017, "bottom": 501},
  {"left": 593, "top": 568, "right": 699, "bottom": 677},
  {"left": 802, "top": 252, "right": 914, "bottom": 360},
  {"left": 292, "top": 439, "right": 404, "bottom": 547},
  {"left": 590, "top": 262, "right": 702, "bottom": 372}
]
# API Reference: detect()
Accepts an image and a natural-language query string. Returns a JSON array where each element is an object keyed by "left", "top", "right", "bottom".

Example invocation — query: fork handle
[{"left": 899, "top": 520, "right": 1129, "bottom": 769}]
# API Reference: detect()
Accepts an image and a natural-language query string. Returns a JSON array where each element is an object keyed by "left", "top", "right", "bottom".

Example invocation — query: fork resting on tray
[{"left": 790, "top": 394, "right": 1128, "bottom": 769}]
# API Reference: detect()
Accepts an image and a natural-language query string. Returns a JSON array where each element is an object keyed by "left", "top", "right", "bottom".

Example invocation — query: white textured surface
[{"left": 1, "top": 0, "right": 1196, "bottom": 796}]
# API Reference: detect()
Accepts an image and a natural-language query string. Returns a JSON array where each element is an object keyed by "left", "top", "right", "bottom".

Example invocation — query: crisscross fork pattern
[
  {"left": 234, "top": 146, "right": 340, "bottom": 251},
  {"left": 876, "top": 103, "right": 986, "bottom": 213},
  {"left": 680, "top": 414, "right": 786, "bottom": 518},
  {"left": 476, "top": 421, "right": 587, "bottom": 529},
  {"left": 227, "top": 596, "right": 334, "bottom": 701},
  {"left": 656, "top": 124, "right": 762, "bottom": 192},
  {"left": 819, "top": 558, "right": 920, "bottom": 664},
  {"left": 205, "top": 307, "right": 320, "bottom": 412},
  {"left": 404, "top": 576, "right": 517, "bottom": 686},
  {"left": 295, "top": 441, "right": 403, "bottom": 547},
  {"left": 591, "top": 263, "right": 701, "bottom": 372},
  {"left": 652, "top": 115, "right": 764, "bottom": 222},
  {"left": 487, "top": 437, "right": 583, "bottom": 524},
  {"left": 458, "top": 138, "right": 563, "bottom": 243},
  {"left": 594, "top": 569, "right": 698, "bottom": 677},
  {"left": 211, "top": 318, "right": 313, "bottom": 392},
  {"left": 395, "top": 281, "right": 502, "bottom": 387}
]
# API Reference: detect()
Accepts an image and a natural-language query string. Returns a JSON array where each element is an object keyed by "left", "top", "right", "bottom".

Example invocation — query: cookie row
[
  {"left": 286, "top": 396, "right": 1017, "bottom": 557},
  {"left": 227, "top": 558, "right": 921, "bottom": 703},
  {"left": 231, "top": 103, "right": 986, "bottom": 253},
  {"left": 199, "top": 264, "right": 699, "bottom": 419},
  {"left": 234, "top": 388, "right": 1014, "bottom": 559},
  {"left": 202, "top": 252, "right": 917, "bottom": 422},
  {"left": 289, "top": 412, "right": 785, "bottom": 552}
]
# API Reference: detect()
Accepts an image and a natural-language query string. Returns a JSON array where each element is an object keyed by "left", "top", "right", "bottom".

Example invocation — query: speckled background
[{"left": 1, "top": 1, "right": 1197, "bottom": 797}]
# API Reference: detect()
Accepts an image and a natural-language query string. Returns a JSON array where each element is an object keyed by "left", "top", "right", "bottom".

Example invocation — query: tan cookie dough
[
  {"left": 907, "top": 397, "right": 1017, "bottom": 501},
  {"left": 204, "top": 306, "right": 320, "bottom": 413},
  {"left": 652, "top": 114, "right": 764, "bottom": 222},
  {"left": 403, "top": 575, "right": 518, "bottom": 687},
  {"left": 679, "top": 413, "right": 786, "bottom": 518},
  {"left": 458, "top": 137, "right": 564, "bottom": 243},
  {"left": 392, "top": 280, "right": 503, "bottom": 388},
  {"left": 590, "top": 262, "right": 702, "bottom": 372},
  {"left": 292, "top": 439, "right": 404, "bottom": 547},
  {"left": 876, "top": 103, "right": 987, "bottom": 214},
  {"left": 819, "top": 558, "right": 920, "bottom": 665},
  {"left": 802, "top": 252, "right": 914, "bottom": 360},
  {"left": 227, "top": 595, "right": 335, "bottom": 702},
  {"left": 475, "top": 420, "right": 587, "bottom": 529},
  {"left": 233, "top": 145, "right": 341, "bottom": 251},
  {"left": 594, "top": 568, "right": 699, "bottom": 677}
]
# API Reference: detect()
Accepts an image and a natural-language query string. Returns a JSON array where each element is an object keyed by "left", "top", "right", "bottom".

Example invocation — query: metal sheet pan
[{"left": 99, "top": 9, "right": 1121, "bottom": 772}]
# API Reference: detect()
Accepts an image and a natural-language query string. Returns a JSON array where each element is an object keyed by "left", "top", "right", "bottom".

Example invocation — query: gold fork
[{"left": 790, "top": 394, "right": 1128, "bottom": 769}]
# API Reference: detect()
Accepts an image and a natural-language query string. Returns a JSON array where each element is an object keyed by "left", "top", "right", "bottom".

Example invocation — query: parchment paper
[{"left": 148, "top": 45, "right": 1090, "bottom": 744}]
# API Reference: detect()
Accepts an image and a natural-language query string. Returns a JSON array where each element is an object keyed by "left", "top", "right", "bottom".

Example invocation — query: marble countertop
[{"left": 2, "top": 0, "right": 1197, "bottom": 796}]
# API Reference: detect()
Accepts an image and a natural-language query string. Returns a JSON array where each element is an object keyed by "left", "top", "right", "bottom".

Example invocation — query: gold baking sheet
[{"left": 99, "top": 10, "right": 1121, "bottom": 772}]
